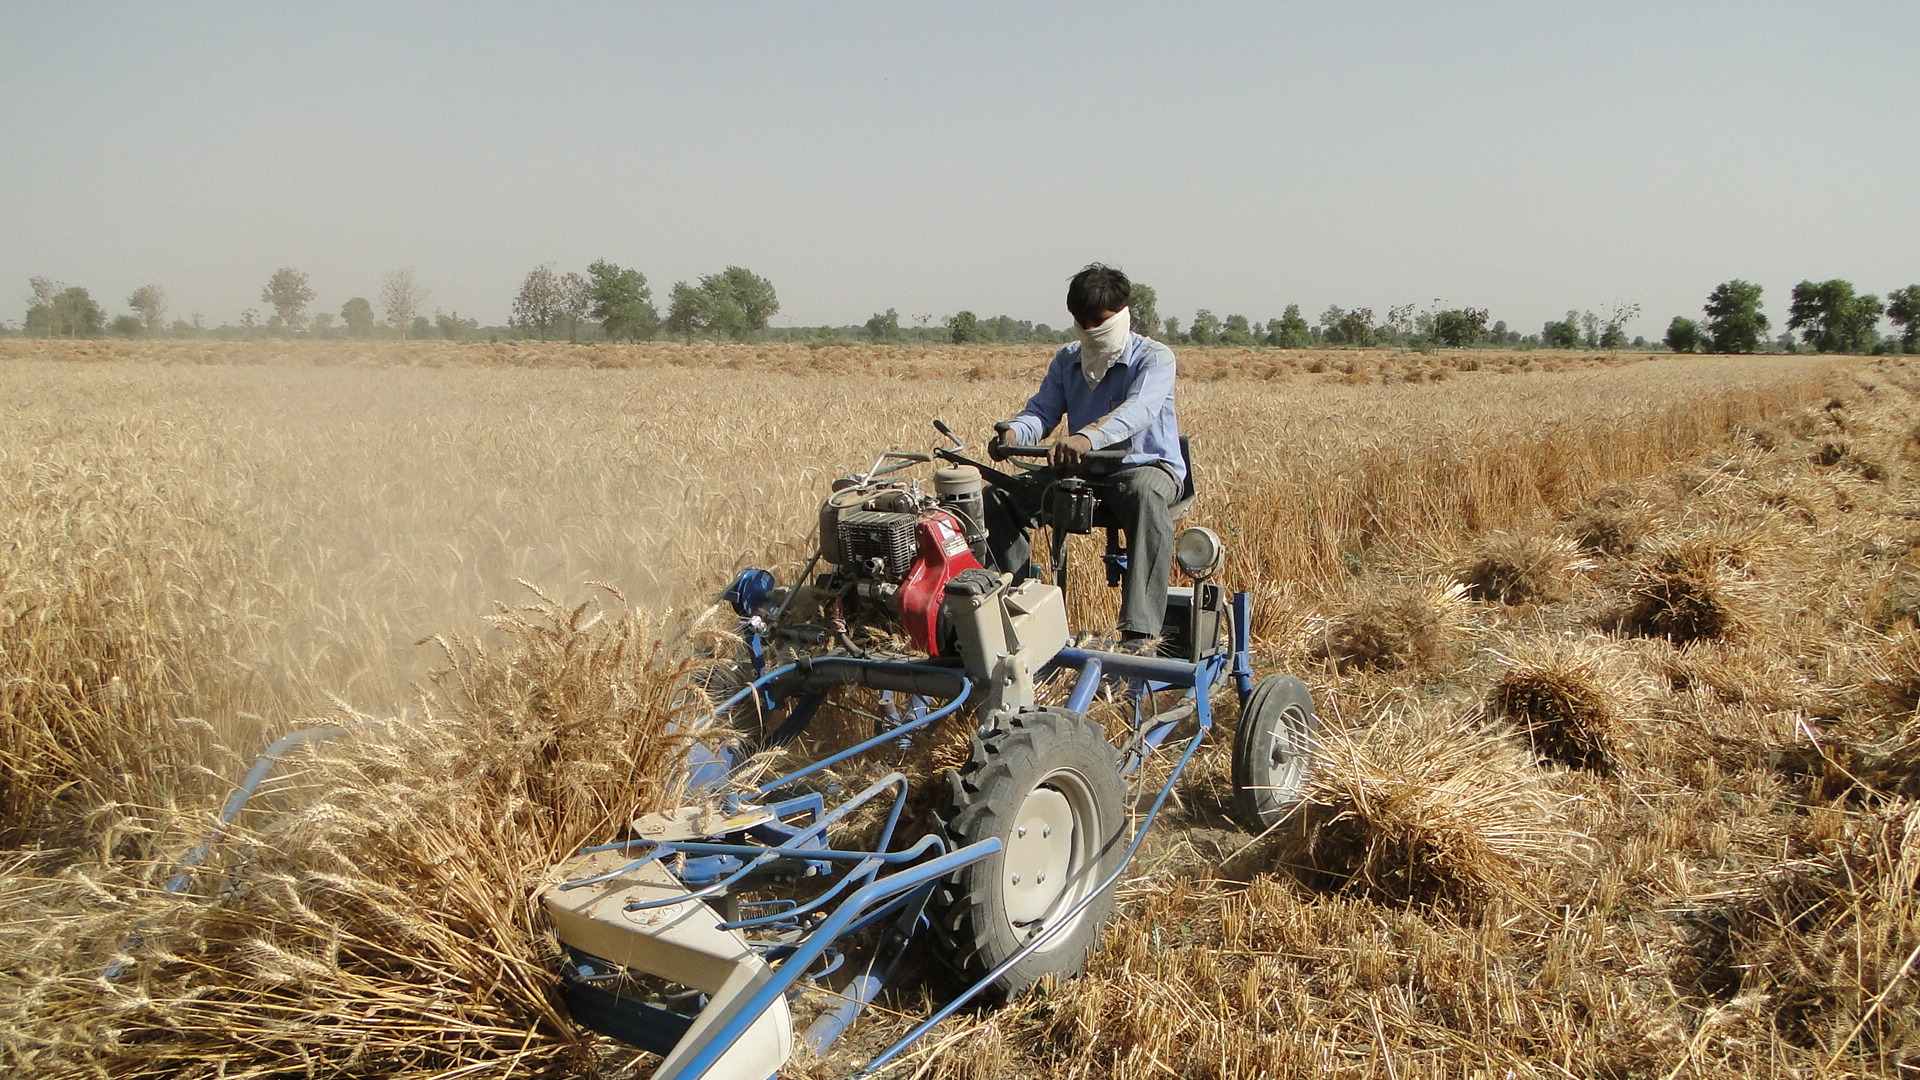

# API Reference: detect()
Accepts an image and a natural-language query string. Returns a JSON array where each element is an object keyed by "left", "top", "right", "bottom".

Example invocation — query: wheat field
[{"left": 3, "top": 339, "right": 1916, "bottom": 1079}]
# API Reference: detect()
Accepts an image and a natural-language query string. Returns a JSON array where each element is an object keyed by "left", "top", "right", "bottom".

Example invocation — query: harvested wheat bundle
[
  {"left": 1455, "top": 530, "right": 1590, "bottom": 607},
  {"left": 15, "top": 591, "right": 715, "bottom": 1080},
  {"left": 1565, "top": 493, "right": 1661, "bottom": 556},
  {"left": 1680, "top": 803, "right": 1920, "bottom": 1069},
  {"left": 1309, "top": 581, "right": 1469, "bottom": 674},
  {"left": 1487, "top": 637, "right": 1633, "bottom": 772},
  {"left": 1290, "top": 705, "right": 1574, "bottom": 905},
  {"left": 1611, "top": 536, "right": 1760, "bottom": 645}
]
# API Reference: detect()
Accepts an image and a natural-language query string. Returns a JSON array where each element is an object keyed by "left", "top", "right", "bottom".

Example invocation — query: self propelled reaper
[{"left": 538, "top": 420, "right": 1319, "bottom": 1079}]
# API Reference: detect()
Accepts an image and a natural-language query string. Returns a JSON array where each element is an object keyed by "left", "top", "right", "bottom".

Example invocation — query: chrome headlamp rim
[{"left": 1174, "top": 526, "right": 1224, "bottom": 581}]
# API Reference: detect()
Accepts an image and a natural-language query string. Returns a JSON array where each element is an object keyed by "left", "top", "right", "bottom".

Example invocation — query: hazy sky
[{"left": 3, "top": 2, "right": 1915, "bottom": 338}]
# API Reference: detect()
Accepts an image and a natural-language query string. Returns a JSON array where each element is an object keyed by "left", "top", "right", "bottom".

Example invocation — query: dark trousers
[{"left": 982, "top": 465, "right": 1179, "bottom": 638}]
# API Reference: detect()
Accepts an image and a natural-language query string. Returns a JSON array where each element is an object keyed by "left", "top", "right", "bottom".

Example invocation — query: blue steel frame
[{"left": 550, "top": 584, "right": 1260, "bottom": 1078}]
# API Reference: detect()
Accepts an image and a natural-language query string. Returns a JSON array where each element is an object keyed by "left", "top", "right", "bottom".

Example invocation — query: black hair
[{"left": 1066, "top": 264, "right": 1131, "bottom": 328}]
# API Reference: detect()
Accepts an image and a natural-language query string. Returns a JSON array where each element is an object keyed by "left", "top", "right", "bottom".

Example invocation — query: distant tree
[
  {"left": 511, "top": 264, "right": 563, "bottom": 339},
  {"left": 665, "top": 267, "right": 780, "bottom": 341},
  {"left": 715, "top": 266, "right": 779, "bottom": 339},
  {"left": 1702, "top": 281, "right": 1768, "bottom": 354},
  {"left": 409, "top": 315, "right": 435, "bottom": 339},
  {"left": 340, "top": 297, "right": 376, "bottom": 338},
  {"left": 1318, "top": 305, "right": 1346, "bottom": 344},
  {"left": 1599, "top": 301, "right": 1640, "bottom": 349},
  {"left": 1788, "top": 280, "right": 1883, "bottom": 353},
  {"left": 1220, "top": 314, "right": 1254, "bottom": 346},
  {"left": 1127, "top": 282, "right": 1161, "bottom": 339},
  {"left": 23, "top": 277, "right": 60, "bottom": 336},
  {"left": 261, "top": 267, "right": 315, "bottom": 330},
  {"left": 948, "top": 310, "right": 980, "bottom": 344},
  {"left": 1188, "top": 309, "right": 1220, "bottom": 346},
  {"left": 127, "top": 285, "right": 167, "bottom": 334},
  {"left": 585, "top": 260, "right": 658, "bottom": 341},
  {"left": 1885, "top": 285, "right": 1920, "bottom": 353},
  {"left": 1577, "top": 311, "right": 1601, "bottom": 348},
  {"left": 664, "top": 280, "right": 709, "bottom": 340},
  {"left": 1335, "top": 307, "right": 1374, "bottom": 347},
  {"left": 1161, "top": 315, "right": 1183, "bottom": 344},
  {"left": 865, "top": 308, "right": 902, "bottom": 342},
  {"left": 310, "top": 311, "right": 335, "bottom": 336},
  {"left": 110, "top": 313, "right": 143, "bottom": 336},
  {"left": 1665, "top": 316, "right": 1703, "bottom": 353},
  {"left": 1267, "top": 304, "right": 1310, "bottom": 348},
  {"left": 31, "top": 286, "right": 106, "bottom": 338},
  {"left": 558, "top": 272, "right": 590, "bottom": 341},
  {"left": 1431, "top": 308, "right": 1490, "bottom": 348},
  {"left": 434, "top": 310, "right": 478, "bottom": 341},
  {"left": 380, "top": 269, "right": 428, "bottom": 338},
  {"left": 1542, "top": 311, "right": 1581, "bottom": 349}
]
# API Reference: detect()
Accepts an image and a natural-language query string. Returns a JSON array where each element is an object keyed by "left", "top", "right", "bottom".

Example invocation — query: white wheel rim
[{"left": 1002, "top": 768, "right": 1100, "bottom": 950}]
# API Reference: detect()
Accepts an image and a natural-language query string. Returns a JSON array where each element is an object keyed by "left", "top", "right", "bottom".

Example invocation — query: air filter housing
[{"left": 837, "top": 510, "right": 918, "bottom": 578}]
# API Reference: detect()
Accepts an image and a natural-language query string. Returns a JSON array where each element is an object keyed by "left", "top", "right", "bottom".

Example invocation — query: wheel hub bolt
[{"left": 1010, "top": 874, "right": 1020, "bottom": 884}]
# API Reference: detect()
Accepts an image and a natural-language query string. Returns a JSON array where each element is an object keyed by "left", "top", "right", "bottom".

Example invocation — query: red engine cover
[{"left": 897, "top": 510, "right": 982, "bottom": 655}]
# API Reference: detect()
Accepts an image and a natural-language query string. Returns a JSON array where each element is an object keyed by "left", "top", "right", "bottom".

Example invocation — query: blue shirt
[{"left": 1003, "top": 332, "right": 1185, "bottom": 485}]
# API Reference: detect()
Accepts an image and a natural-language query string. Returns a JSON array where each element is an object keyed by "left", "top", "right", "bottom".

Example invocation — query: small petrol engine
[{"left": 810, "top": 462, "right": 992, "bottom": 655}]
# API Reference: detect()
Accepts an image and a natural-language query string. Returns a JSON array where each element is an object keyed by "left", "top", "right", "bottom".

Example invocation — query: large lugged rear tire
[
  {"left": 929, "top": 706, "right": 1127, "bottom": 1000},
  {"left": 1230, "top": 674, "right": 1318, "bottom": 832}
]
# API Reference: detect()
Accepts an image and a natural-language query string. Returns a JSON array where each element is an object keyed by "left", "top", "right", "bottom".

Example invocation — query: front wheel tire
[
  {"left": 929, "top": 707, "right": 1127, "bottom": 1000},
  {"left": 1230, "top": 674, "right": 1318, "bottom": 832}
]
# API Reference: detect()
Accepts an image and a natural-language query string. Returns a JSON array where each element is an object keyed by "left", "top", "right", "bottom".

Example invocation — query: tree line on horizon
[
  {"left": 11, "top": 266, "right": 1916, "bottom": 356},
  {"left": 1662, "top": 279, "right": 1920, "bottom": 356}
]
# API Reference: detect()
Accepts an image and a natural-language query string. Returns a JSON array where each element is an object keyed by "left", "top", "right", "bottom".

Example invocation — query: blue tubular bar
[
  {"left": 715, "top": 858, "right": 879, "bottom": 931},
  {"left": 1232, "top": 589, "right": 1255, "bottom": 705},
  {"left": 593, "top": 772, "right": 911, "bottom": 911},
  {"left": 1063, "top": 656, "right": 1104, "bottom": 715},
  {"left": 653, "top": 838, "right": 1002, "bottom": 1080},
  {"left": 855, "top": 723, "right": 1213, "bottom": 1079},
  {"left": 756, "top": 684, "right": 971, "bottom": 795},
  {"left": 1052, "top": 646, "right": 1200, "bottom": 687},
  {"left": 804, "top": 972, "right": 884, "bottom": 1054},
  {"left": 169, "top": 724, "right": 344, "bottom": 894},
  {"left": 106, "top": 725, "right": 344, "bottom": 981}
]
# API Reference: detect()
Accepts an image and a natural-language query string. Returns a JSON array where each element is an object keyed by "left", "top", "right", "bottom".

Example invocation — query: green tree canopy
[
  {"left": 1220, "top": 314, "right": 1254, "bottom": 346},
  {"left": 1266, "top": 304, "right": 1310, "bottom": 348},
  {"left": 1188, "top": 309, "right": 1220, "bottom": 346},
  {"left": 948, "top": 310, "right": 980, "bottom": 344},
  {"left": 1432, "top": 308, "right": 1490, "bottom": 348},
  {"left": 586, "top": 260, "right": 658, "bottom": 341},
  {"left": 1884, "top": 285, "right": 1920, "bottom": 354},
  {"left": 261, "top": 267, "right": 315, "bottom": 330},
  {"left": 1543, "top": 311, "right": 1581, "bottom": 349},
  {"left": 25, "top": 285, "right": 106, "bottom": 338},
  {"left": 340, "top": 297, "right": 375, "bottom": 338},
  {"left": 1788, "top": 280, "right": 1883, "bottom": 353},
  {"left": 665, "top": 267, "right": 780, "bottom": 341},
  {"left": 1126, "top": 282, "right": 1160, "bottom": 339},
  {"left": 865, "top": 308, "right": 902, "bottom": 342},
  {"left": 1665, "top": 316, "right": 1702, "bottom": 354},
  {"left": 1703, "top": 280, "right": 1768, "bottom": 353}
]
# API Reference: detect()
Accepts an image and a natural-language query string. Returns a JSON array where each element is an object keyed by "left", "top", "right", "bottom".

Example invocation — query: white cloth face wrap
[{"left": 1077, "top": 307, "right": 1131, "bottom": 386}]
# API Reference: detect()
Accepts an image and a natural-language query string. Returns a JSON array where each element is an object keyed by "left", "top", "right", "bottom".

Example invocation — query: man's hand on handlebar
[{"left": 1050, "top": 433, "right": 1093, "bottom": 469}]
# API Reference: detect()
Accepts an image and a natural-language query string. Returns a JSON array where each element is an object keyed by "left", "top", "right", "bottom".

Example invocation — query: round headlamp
[{"left": 1174, "top": 527, "right": 1225, "bottom": 581}]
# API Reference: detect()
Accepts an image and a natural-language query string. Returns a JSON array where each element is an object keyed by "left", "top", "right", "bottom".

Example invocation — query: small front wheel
[
  {"left": 929, "top": 707, "right": 1127, "bottom": 1000},
  {"left": 1230, "top": 674, "right": 1318, "bottom": 832}
]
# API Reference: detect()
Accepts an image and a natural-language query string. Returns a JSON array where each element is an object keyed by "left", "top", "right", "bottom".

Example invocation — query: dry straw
[{"left": 17, "top": 341, "right": 1920, "bottom": 1078}]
